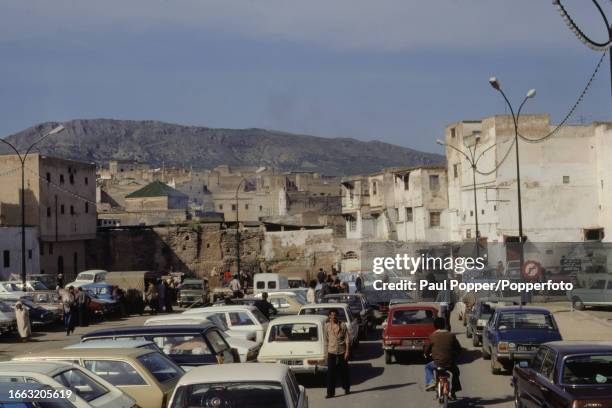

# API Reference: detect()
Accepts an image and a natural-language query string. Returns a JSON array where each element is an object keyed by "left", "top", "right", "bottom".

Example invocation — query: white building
[{"left": 0, "top": 227, "right": 40, "bottom": 280}]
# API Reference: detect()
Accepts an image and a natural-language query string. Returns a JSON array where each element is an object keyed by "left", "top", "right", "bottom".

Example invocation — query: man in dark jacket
[
  {"left": 424, "top": 318, "right": 462, "bottom": 400},
  {"left": 254, "top": 292, "right": 277, "bottom": 319}
]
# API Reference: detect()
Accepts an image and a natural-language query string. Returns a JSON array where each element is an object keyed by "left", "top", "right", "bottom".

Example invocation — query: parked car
[
  {"left": 0, "top": 382, "right": 81, "bottom": 408},
  {"left": 298, "top": 303, "right": 359, "bottom": 349},
  {"left": 512, "top": 341, "right": 612, "bottom": 408},
  {"left": 144, "top": 312, "right": 257, "bottom": 342},
  {"left": 3, "top": 298, "right": 59, "bottom": 325},
  {"left": 81, "top": 283, "right": 121, "bottom": 316},
  {"left": 263, "top": 291, "right": 307, "bottom": 317},
  {"left": 322, "top": 293, "right": 375, "bottom": 338},
  {"left": 482, "top": 306, "right": 563, "bottom": 374},
  {"left": 0, "top": 360, "right": 136, "bottom": 408},
  {"left": 144, "top": 316, "right": 260, "bottom": 363},
  {"left": 183, "top": 305, "right": 269, "bottom": 343},
  {"left": 81, "top": 323, "right": 239, "bottom": 368},
  {"left": 64, "top": 270, "right": 109, "bottom": 289},
  {"left": 30, "top": 290, "right": 63, "bottom": 316},
  {"left": 177, "top": 279, "right": 207, "bottom": 308},
  {"left": 382, "top": 304, "right": 438, "bottom": 364},
  {"left": 568, "top": 274, "right": 612, "bottom": 310},
  {"left": 0, "top": 281, "right": 32, "bottom": 301},
  {"left": 258, "top": 315, "right": 328, "bottom": 375},
  {"left": 0, "top": 299, "right": 17, "bottom": 334},
  {"left": 14, "top": 348, "right": 183, "bottom": 408},
  {"left": 466, "top": 298, "right": 518, "bottom": 347},
  {"left": 168, "top": 363, "right": 308, "bottom": 408},
  {"left": 65, "top": 338, "right": 161, "bottom": 351},
  {"left": 9, "top": 273, "right": 57, "bottom": 290}
]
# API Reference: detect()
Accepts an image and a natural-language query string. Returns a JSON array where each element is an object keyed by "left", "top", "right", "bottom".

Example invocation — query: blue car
[
  {"left": 482, "top": 306, "right": 562, "bottom": 375},
  {"left": 81, "top": 283, "right": 121, "bottom": 316}
]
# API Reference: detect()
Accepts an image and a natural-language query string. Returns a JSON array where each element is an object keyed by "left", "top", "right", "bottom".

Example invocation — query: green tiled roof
[{"left": 125, "top": 181, "right": 188, "bottom": 199}]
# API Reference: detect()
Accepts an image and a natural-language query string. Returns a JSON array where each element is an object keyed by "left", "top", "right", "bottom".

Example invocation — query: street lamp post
[
  {"left": 437, "top": 133, "right": 493, "bottom": 258},
  {"left": 0, "top": 125, "right": 65, "bottom": 291},
  {"left": 488, "top": 77, "right": 536, "bottom": 302}
]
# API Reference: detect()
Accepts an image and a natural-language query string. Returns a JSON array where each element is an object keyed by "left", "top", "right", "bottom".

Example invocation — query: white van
[
  {"left": 64, "top": 270, "right": 108, "bottom": 288},
  {"left": 253, "top": 273, "right": 289, "bottom": 295}
]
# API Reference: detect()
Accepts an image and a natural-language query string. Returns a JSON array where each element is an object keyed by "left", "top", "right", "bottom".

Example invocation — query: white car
[
  {"left": 0, "top": 299, "right": 17, "bottom": 334},
  {"left": 168, "top": 363, "right": 308, "bottom": 408},
  {"left": 144, "top": 313, "right": 256, "bottom": 342},
  {"left": 144, "top": 315, "right": 260, "bottom": 362},
  {"left": 0, "top": 360, "right": 136, "bottom": 408},
  {"left": 183, "top": 305, "right": 269, "bottom": 343},
  {"left": 298, "top": 303, "right": 359, "bottom": 348},
  {"left": 65, "top": 269, "right": 108, "bottom": 289},
  {"left": 257, "top": 315, "right": 328, "bottom": 375}
]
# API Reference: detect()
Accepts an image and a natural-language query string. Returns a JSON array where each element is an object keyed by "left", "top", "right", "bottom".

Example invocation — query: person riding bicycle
[{"left": 424, "top": 317, "right": 463, "bottom": 401}]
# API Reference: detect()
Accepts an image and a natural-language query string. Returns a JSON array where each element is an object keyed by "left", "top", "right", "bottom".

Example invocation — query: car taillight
[
  {"left": 307, "top": 359, "right": 326, "bottom": 365},
  {"left": 573, "top": 401, "right": 604, "bottom": 408},
  {"left": 384, "top": 339, "right": 401, "bottom": 346}
]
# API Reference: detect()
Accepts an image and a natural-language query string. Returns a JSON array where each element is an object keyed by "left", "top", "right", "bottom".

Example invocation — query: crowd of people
[{"left": 145, "top": 279, "right": 178, "bottom": 314}]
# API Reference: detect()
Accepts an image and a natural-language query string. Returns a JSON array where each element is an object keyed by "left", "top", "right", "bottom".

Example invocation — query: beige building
[{"left": 0, "top": 154, "right": 96, "bottom": 280}]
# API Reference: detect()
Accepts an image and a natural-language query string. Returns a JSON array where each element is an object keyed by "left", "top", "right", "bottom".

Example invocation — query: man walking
[
  {"left": 254, "top": 292, "right": 277, "bottom": 319},
  {"left": 325, "top": 309, "right": 350, "bottom": 398},
  {"left": 229, "top": 274, "right": 242, "bottom": 298},
  {"left": 75, "top": 287, "right": 89, "bottom": 327}
]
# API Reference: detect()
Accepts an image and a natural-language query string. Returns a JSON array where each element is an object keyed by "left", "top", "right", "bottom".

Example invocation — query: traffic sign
[{"left": 522, "top": 260, "right": 542, "bottom": 280}]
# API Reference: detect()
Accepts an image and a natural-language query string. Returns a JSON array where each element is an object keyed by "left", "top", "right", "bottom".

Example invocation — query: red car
[{"left": 382, "top": 304, "right": 438, "bottom": 364}]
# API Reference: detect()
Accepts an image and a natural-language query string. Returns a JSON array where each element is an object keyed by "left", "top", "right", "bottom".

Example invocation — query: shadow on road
[
  {"left": 297, "top": 362, "right": 385, "bottom": 388},
  {"left": 458, "top": 349, "right": 482, "bottom": 365},
  {"left": 348, "top": 381, "right": 415, "bottom": 395},
  {"left": 351, "top": 340, "right": 383, "bottom": 361},
  {"left": 454, "top": 394, "right": 514, "bottom": 407}
]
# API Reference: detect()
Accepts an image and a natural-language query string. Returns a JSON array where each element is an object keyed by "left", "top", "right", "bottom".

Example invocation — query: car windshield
[
  {"left": 29, "top": 281, "right": 49, "bottom": 291},
  {"left": 52, "top": 368, "right": 108, "bottom": 402},
  {"left": 138, "top": 352, "right": 184, "bottom": 383},
  {"left": 171, "top": 382, "right": 287, "bottom": 408},
  {"left": 0, "top": 301, "right": 12, "bottom": 313},
  {"left": 77, "top": 274, "right": 94, "bottom": 281},
  {"left": 181, "top": 283, "right": 202, "bottom": 290},
  {"left": 562, "top": 354, "right": 612, "bottom": 385},
  {"left": 391, "top": 309, "right": 435, "bottom": 325},
  {"left": 268, "top": 323, "right": 318, "bottom": 342},
  {"left": 324, "top": 296, "right": 360, "bottom": 308},
  {"left": 300, "top": 307, "right": 347, "bottom": 322},
  {"left": 497, "top": 312, "right": 556, "bottom": 330}
]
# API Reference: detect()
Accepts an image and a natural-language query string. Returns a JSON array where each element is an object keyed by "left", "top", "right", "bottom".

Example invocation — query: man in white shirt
[{"left": 229, "top": 274, "right": 242, "bottom": 297}]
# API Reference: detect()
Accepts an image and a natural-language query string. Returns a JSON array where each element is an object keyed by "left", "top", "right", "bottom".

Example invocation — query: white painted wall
[{"left": 0, "top": 227, "right": 40, "bottom": 280}]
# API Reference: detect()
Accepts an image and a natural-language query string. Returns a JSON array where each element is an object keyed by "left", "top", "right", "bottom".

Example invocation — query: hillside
[{"left": 1, "top": 119, "right": 444, "bottom": 175}]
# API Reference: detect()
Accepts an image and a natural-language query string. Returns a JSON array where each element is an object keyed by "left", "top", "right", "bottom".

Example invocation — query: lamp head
[
  {"left": 436, "top": 139, "right": 445, "bottom": 146},
  {"left": 48, "top": 125, "right": 65, "bottom": 135},
  {"left": 489, "top": 77, "right": 501, "bottom": 91},
  {"left": 526, "top": 89, "right": 537, "bottom": 99}
]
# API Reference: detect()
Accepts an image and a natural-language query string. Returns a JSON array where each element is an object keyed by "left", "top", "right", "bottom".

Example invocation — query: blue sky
[{"left": 0, "top": 0, "right": 610, "bottom": 153}]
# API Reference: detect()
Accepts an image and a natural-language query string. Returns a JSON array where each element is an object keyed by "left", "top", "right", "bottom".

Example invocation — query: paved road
[{"left": 301, "top": 315, "right": 515, "bottom": 408}]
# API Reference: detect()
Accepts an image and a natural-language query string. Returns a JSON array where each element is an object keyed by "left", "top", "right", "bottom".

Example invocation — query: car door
[
  {"left": 519, "top": 347, "right": 547, "bottom": 408},
  {"left": 482, "top": 312, "right": 495, "bottom": 353}
]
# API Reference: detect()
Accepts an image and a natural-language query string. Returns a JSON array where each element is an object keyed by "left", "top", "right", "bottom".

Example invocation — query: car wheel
[
  {"left": 514, "top": 385, "right": 523, "bottom": 408},
  {"left": 472, "top": 334, "right": 480, "bottom": 347},
  {"left": 490, "top": 355, "right": 501, "bottom": 375},
  {"left": 572, "top": 296, "right": 585, "bottom": 311},
  {"left": 385, "top": 350, "right": 393, "bottom": 364},
  {"left": 466, "top": 326, "right": 472, "bottom": 339},
  {"left": 482, "top": 344, "right": 491, "bottom": 360}
]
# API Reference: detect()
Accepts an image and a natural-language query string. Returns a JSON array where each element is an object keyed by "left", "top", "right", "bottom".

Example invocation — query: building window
[
  {"left": 403, "top": 174, "right": 410, "bottom": 190},
  {"left": 429, "top": 175, "right": 440, "bottom": 192},
  {"left": 60, "top": 174, "right": 65, "bottom": 184},
  {"left": 584, "top": 228, "right": 604, "bottom": 241},
  {"left": 84, "top": 177, "right": 89, "bottom": 185},
  {"left": 245, "top": 204, "right": 249, "bottom": 210},
  {"left": 69, "top": 174, "right": 75, "bottom": 184},
  {"left": 85, "top": 202, "right": 89, "bottom": 213},
  {"left": 406, "top": 207, "right": 413, "bottom": 222},
  {"left": 429, "top": 211, "right": 441, "bottom": 227},
  {"left": 47, "top": 207, "right": 52, "bottom": 217},
  {"left": 453, "top": 164, "right": 459, "bottom": 178},
  {"left": 563, "top": 175, "right": 570, "bottom": 184},
  {"left": 466, "top": 229, "right": 472, "bottom": 239},
  {"left": 481, "top": 209, "right": 485, "bottom": 215},
  {"left": 231, "top": 204, "right": 236, "bottom": 211},
  {"left": 494, "top": 205, "right": 497, "bottom": 211},
  {"left": 28, "top": 250, "right": 32, "bottom": 260},
  {"left": 3, "top": 250, "right": 10, "bottom": 268},
  {"left": 470, "top": 210, "right": 474, "bottom": 217},
  {"left": 219, "top": 204, "right": 223, "bottom": 210},
  {"left": 46, "top": 172, "right": 51, "bottom": 183},
  {"left": 259, "top": 205, "right": 263, "bottom": 212},
  {"left": 60, "top": 205, "right": 65, "bottom": 215},
  {"left": 49, "top": 243, "right": 53, "bottom": 255},
  {"left": 348, "top": 219, "right": 357, "bottom": 231},
  {"left": 70, "top": 205, "right": 75, "bottom": 215},
  {"left": 450, "top": 127, "right": 456, "bottom": 138},
  {"left": 372, "top": 181, "right": 377, "bottom": 195}
]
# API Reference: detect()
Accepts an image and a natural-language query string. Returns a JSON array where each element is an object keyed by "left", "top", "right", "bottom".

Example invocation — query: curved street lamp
[
  {"left": 489, "top": 77, "right": 536, "bottom": 302},
  {"left": 0, "top": 125, "right": 65, "bottom": 291}
]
